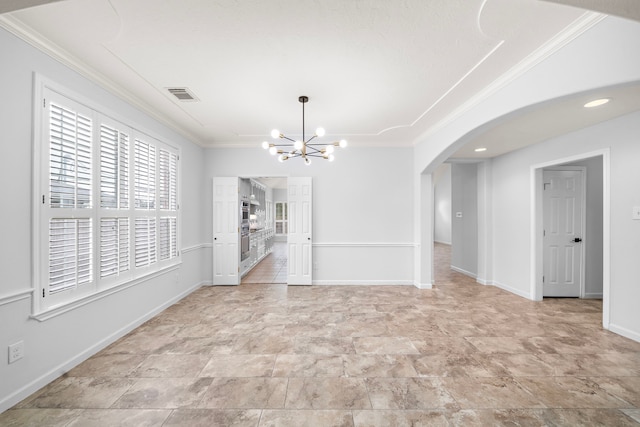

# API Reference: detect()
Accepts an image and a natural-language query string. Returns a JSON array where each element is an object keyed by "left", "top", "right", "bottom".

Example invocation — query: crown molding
[
  {"left": 0, "top": 15, "right": 207, "bottom": 148},
  {"left": 413, "top": 11, "right": 606, "bottom": 145}
]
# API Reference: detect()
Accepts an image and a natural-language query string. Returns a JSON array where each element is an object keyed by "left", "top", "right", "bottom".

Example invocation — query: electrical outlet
[{"left": 8, "top": 341, "right": 24, "bottom": 364}]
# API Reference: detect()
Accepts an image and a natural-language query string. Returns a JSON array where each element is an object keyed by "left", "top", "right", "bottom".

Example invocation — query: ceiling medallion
[{"left": 262, "top": 96, "right": 347, "bottom": 165}]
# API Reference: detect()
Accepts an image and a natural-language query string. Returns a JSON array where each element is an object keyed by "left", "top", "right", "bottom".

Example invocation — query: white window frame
[
  {"left": 33, "top": 75, "right": 181, "bottom": 317},
  {"left": 275, "top": 201, "right": 288, "bottom": 236}
]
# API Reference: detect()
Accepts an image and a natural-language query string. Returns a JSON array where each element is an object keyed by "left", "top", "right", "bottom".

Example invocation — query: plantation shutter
[
  {"left": 49, "top": 103, "right": 92, "bottom": 208},
  {"left": 135, "top": 217, "right": 157, "bottom": 267},
  {"left": 159, "top": 149, "right": 178, "bottom": 211},
  {"left": 48, "top": 219, "right": 93, "bottom": 293},
  {"left": 159, "top": 217, "right": 177, "bottom": 260},
  {"left": 47, "top": 100, "right": 93, "bottom": 296},
  {"left": 100, "top": 124, "right": 129, "bottom": 209},
  {"left": 135, "top": 139, "right": 156, "bottom": 210},
  {"left": 100, "top": 218, "right": 129, "bottom": 278}
]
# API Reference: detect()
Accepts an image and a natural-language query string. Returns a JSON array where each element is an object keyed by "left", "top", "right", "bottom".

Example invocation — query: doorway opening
[
  {"left": 532, "top": 150, "right": 609, "bottom": 327},
  {"left": 241, "top": 177, "right": 288, "bottom": 285}
]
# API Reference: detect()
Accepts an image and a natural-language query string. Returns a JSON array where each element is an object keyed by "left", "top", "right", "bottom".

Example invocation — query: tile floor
[
  {"left": 2, "top": 243, "right": 640, "bottom": 426},
  {"left": 242, "top": 242, "right": 288, "bottom": 284}
]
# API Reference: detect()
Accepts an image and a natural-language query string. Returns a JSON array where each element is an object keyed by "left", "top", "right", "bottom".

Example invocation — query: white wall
[
  {"left": 490, "top": 111, "right": 640, "bottom": 339},
  {"left": 412, "top": 15, "right": 640, "bottom": 342},
  {"left": 0, "top": 27, "right": 207, "bottom": 411},
  {"left": 433, "top": 163, "right": 451, "bottom": 244},
  {"left": 204, "top": 146, "right": 415, "bottom": 284}
]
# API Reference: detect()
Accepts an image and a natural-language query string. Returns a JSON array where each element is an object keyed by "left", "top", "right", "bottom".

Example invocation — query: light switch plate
[
  {"left": 633, "top": 207, "right": 640, "bottom": 220},
  {"left": 455, "top": 212, "right": 463, "bottom": 218}
]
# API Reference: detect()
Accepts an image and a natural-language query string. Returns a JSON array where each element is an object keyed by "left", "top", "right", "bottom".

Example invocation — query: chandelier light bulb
[{"left": 262, "top": 97, "right": 346, "bottom": 165}]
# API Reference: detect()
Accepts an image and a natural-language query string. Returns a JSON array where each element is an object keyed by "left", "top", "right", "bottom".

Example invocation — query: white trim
[
  {"left": 608, "top": 323, "right": 640, "bottom": 344},
  {"left": 434, "top": 240, "right": 452, "bottom": 245},
  {"left": 583, "top": 292, "right": 603, "bottom": 299},
  {"left": 0, "top": 289, "right": 33, "bottom": 307},
  {"left": 0, "top": 281, "right": 202, "bottom": 414},
  {"left": 450, "top": 265, "right": 477, "bottom": 279},
  {"left": 31, "top": 264, "right": 181, "bottom": 321},
  {"left": 313, "top": 242, "right": 416, "bottom": 248},
  {"left": 312, "top": 280, "right": 416, "bottom": 286},
  {"left": 530, "top": 149, "right": 610, "bottom": 327},
  {"left": 490, "top": 280, "right": 531, "bottom": 299},
  {"left": 415, "top": 12, "right": 605, "bottom": 144},
  {"left": 182, "top": 243, "right": 212, "bottom": 254},
  {"left": 0, "top": 16, "right": 203, "bottom": 147},
  {"left": 414, "top": 282, "right": 433, "bottom": 290}
]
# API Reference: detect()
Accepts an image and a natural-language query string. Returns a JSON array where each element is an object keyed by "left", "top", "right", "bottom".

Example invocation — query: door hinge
[
  {"left": 42, "top": 195, "right": 45, "bottom": 204},
  {"left": 543, "top": 229, "right": 545, "bottom": 237},
  {"left": 43, "top": 98, "right": 46, "bottom": 108},
  {"left": 42, "top": 289, "right": 45, "bottom": 298},
  {"left": 542, "top": 276, "right": 545, "bottom": 283}
]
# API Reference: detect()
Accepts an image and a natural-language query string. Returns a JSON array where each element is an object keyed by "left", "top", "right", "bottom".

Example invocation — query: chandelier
[{"left": 262, "top": 96, "right": 347, "bottom": 165}]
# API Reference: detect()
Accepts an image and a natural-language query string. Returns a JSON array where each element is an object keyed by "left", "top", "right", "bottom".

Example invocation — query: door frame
[
  {"left": 541, "top": 166, "right": 586, "bottom": 298},
  {"left": 530, "top": 149, "right": 610, "bottom": 328}
]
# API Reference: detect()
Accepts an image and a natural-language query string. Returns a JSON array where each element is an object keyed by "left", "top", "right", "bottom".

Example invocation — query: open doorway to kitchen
[{"left": 241, "top": 177, "right": 288, "bottom": 284}]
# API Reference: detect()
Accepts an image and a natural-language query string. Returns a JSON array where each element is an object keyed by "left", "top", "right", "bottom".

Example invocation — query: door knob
[{"left": 573, "top": 237, "right": 582, "bottom": 243}]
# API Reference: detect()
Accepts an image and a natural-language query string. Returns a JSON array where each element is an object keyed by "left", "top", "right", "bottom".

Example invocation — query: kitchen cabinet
[{"left": 239, "top": 178, "right": 275, "bottom": 277}]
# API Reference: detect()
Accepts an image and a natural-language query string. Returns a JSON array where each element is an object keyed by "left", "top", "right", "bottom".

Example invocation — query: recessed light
[
  {"left": 584, "top": 98, "right": 610, "bottom": 108},
  {"left": 474, "top": 147, "right": 487, "bottom": 152}
]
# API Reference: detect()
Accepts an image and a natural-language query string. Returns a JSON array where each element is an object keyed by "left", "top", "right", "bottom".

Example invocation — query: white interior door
[
  {"left": 287, "top": 177, "right": 312, "bottom": 285},
  {"left": 212, "top": 177, "right": 239, "bottom": 285},
  {"left": 543, "top": 169, "right": 584, "bottom": 297}
]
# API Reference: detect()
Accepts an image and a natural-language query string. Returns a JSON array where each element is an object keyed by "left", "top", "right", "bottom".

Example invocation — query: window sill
[{"left": 31, "top": 262, "right": 181, "bottom": 322}]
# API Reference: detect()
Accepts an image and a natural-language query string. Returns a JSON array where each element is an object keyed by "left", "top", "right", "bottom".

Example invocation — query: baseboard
[
  {"left": 414, "top": 282, "right": 433, "bottom": 289},
  {"left": 583, "top": 292, "right": 603, "bottom": 299},
  {"left": 490, "top": 280, "right": 532, "bottom": 300},
  {"left": 0, "top": 282, "right": 202, "bottom": 413},
  {"left": 608, "top": 323, "right": 640, "bottom": 343},
  {"left": 450, "top": 265, "right": 477, "bottom": 279},
  {"left": 312, "top": 280, "right": 415, "bottom": 286}
]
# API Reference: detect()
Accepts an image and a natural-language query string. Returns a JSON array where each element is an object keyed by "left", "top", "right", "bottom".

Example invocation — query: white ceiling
[{"left": 1, "top": 0, "right": 639, "bottom": 159}]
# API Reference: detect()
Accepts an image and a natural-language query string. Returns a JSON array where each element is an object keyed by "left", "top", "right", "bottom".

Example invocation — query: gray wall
[
  {"left": 204, "top": 147, "right": 416, "bottom": 284},
  {"left": 559, "top": 156, "right": 604, "bottom": 298},
  {"left": 451, "top": 163, "right": 478, "bottom": 277},
  {"left": 0, "top": 27, "right": 207, "bottom": 411},
  {"left": 433, "top": 163, "right": 452, "bottom": 245}
]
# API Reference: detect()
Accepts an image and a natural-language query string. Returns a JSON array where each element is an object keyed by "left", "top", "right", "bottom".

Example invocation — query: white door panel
[
  {"left": 288, "top": 177, "right": 312, "bottom": 285},
  {"left": 213, "top": 177, "right": 239, "bottom": 285},
  {"left": 543, "top": 169, "right": 584, "bottom": 297}
]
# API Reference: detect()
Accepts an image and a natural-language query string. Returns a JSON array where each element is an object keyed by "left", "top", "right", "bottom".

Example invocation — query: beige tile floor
[
  {"left": 2, "top": 243, "right": 640, "bottom": 426},
  {"left": 242, "top": 242, "right": 288, "bottom": 284}
]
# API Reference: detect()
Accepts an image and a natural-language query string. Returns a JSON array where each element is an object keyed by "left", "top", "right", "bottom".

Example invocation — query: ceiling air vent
[{"left": 167, "top": 87, "right": 199, "bottom": 102}]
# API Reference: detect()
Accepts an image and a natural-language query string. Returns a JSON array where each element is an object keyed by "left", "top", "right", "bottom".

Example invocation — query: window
[
  {"left": 36, "top": 79, "right": 180, "bottom": 313},
  {"left": 275, "top": 202, "right": 288, "bottom": 235}
]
